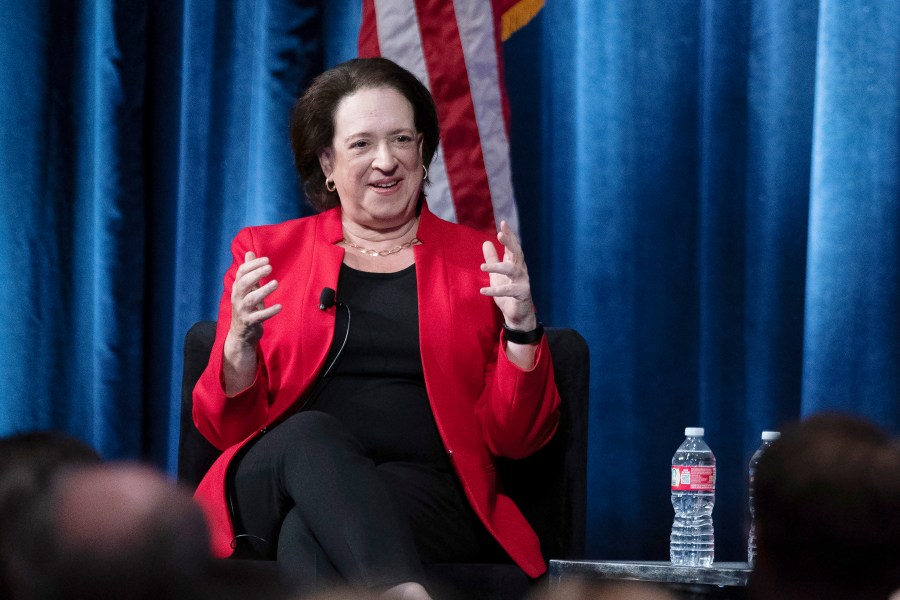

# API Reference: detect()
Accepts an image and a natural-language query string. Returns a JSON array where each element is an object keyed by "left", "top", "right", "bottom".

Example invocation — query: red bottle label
[{"left": 671, "top": 465, "right": 716, "bottom": 491}]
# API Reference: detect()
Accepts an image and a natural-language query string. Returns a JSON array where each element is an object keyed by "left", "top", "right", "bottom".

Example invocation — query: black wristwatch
[{"left": 502, "top": 321, "right": 544, "bottom": 345}]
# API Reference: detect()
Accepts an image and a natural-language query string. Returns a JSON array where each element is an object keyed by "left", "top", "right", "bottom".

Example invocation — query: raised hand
[
  {"left": 224, "top": 251, "right": 282, "bottom": 394},
  {"left": 480, "top": 221, "right": 537, "bottom": 332}
]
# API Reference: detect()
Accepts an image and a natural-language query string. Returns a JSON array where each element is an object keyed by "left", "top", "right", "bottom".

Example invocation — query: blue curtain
[
  {"left": 1, "top": 0, "right": 898, "bottom": 563},
  {"left": 0, "top": 0, "right": 358, "bottom": 467},
  {"left": 507, "top": 0, "right": 900, "bottom": 560}
]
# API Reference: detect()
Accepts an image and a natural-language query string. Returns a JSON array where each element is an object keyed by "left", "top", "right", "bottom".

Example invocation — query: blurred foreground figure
[
  {"left": 0, "top": 432, "right": 101, "bottom": 599},
  {"left": 43, "top": 463, "right": 212, "bottom": 599},
  {"left": 750, "top": 412, "right": 900, "bottom": 600},
  {"left": 527, "top": 580, "right": 676, "bottom": 600},
  {"left": 43, "top": 463, "right": 293, "bottom": 600}
]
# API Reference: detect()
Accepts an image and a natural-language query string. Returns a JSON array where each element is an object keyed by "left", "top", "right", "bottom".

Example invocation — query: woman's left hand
[{"left": 480, "top": 221, "right": 537, "bottom": 332}]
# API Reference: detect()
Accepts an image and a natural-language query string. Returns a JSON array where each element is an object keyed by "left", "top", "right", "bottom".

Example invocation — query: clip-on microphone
[{"left": 319, "top": 287, "right": 337, "bottom": 310}]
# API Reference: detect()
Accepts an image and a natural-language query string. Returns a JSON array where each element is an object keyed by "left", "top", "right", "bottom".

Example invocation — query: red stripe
[
  {"left": 414, "top": 0, "right": 495, "bottom": 232},
  {"left": 358, "top": 0, "right": 380, "bottom": 57}
]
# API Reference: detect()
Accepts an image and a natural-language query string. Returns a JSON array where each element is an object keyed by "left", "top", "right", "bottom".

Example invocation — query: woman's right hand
[{"left": 223, "top": 251, "right": 282, "bottom": 394}]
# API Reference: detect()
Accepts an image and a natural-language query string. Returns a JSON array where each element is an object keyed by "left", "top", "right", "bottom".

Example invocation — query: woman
[{"left": 192, "top": 57, "right": 560, "bottom": 599}]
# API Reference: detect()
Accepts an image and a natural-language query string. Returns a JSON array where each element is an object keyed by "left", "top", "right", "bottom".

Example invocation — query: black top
[{"left": 309, "top": 263, "right": 449, "bottom": 470}]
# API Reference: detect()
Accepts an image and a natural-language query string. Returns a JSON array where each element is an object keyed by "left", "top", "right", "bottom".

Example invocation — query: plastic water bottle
[
  {"left": 670, "top": 427, "right": 716, "bottom": 567},
  {"left": 748, "top": 430, "right": 780, "bottom": 567}
]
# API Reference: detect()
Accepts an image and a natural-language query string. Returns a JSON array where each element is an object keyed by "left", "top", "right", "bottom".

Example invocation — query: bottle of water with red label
[
  {"left": 670, "top": 427, "right": 716, "bottom": 566},
  {"left": 748, "top": 430, "right": 780, "bottom": 567}
]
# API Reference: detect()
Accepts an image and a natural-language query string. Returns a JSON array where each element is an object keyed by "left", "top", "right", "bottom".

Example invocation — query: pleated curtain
[{"left": 1, "top": 0, "right": 897, "bottom": 561}]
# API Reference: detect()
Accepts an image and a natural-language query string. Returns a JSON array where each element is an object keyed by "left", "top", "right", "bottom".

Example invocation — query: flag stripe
[
  {"left": 453, "top": 0, "right": 519, "bottom": 233},
  {"left": 359, "top": 0, "right": 529, "bottom": 234},
  {"left": 414, "top": 0, "right": 495, "bottom": 231},
  {"left": 362, "top": 0, "right": 458, "bottom": 223},
  {"left": 358, "top": 0, "right": 380, "bottom": 56}
]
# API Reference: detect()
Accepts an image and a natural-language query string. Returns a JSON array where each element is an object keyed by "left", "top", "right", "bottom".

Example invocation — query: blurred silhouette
[
  {"left": 0, "top": 431, "right": 102, "bottom": 599},
  {"left": 41, "top": 462, "right": 293, "bottom": 600},
  {"left": 43, "top": 463, "right": 210, "bottom": 599},
  {"left": 749, "top": 412, "right": 900, "bottom": 600},
  {"left": 526, "top": 579, "right": 676, "bottom": 600}
]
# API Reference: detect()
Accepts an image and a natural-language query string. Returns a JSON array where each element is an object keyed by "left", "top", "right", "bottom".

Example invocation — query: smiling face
[{"left": 318, "top": 86, "right": 424, "bottom": 233}]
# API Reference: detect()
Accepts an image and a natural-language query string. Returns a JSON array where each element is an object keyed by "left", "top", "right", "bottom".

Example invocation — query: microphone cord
[
  {"left": 321, "top": 302, "right": 350, "bottom": 380},
  {"left": 227, "top": 301, "right": 351, "bottom": 551},
  {"left": 295, "top": 301, "right": 351, "bottom": 413}
]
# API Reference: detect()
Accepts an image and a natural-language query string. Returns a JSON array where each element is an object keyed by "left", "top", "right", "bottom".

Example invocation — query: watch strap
[{"left": 502, "top": 321, "right": 544, "bottom": 345}]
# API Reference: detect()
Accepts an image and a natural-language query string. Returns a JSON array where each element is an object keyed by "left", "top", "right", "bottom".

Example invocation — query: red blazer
[{"left": 192, "top": 204, "right": 560, "bottom": 578}]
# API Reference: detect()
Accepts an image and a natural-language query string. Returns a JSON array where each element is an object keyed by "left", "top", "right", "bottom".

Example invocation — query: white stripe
[
  {"left": 452, "top": 0, "right": 519, "bottom": 235},
  {"left": 373, "top": 0, "right": 458, "bottom": 224}
]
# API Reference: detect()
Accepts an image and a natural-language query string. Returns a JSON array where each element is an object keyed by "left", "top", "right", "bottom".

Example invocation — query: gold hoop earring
[
  {"left": 325, "top": 178, "right": 336, "bottom": 192},
  {"left": 422, "top": 165, "right": 428, "bottom": 180}
]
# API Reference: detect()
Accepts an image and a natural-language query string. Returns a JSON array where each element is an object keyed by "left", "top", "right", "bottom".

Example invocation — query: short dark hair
[
  {"left": 752, "top": 412, "right": 900, "bottom": 599},
  {"left": 0, "top": 432, "right": 102, "bottom": 599},
  {"left": 289, "top": 57, "right": 440, "bottom": 212}
]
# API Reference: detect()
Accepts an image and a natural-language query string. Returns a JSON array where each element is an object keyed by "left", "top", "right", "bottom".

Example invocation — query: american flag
[{"left": 359, "top": 0, "right": 544, "bottom": 234}]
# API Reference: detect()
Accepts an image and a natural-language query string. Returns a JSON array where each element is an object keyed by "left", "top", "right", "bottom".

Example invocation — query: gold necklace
[{"left": 342, "top": 237, "right": 420, "bottom": 257}]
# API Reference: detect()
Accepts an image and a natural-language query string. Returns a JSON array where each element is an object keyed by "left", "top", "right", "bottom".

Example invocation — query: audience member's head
[
  {"left": 42, "top": 462, "right": 212, "bottom": 599},
  {"left": 0, "top": 431, "right": 101, "bottom": 599},
  {"left": 527, "top": 580, "right": 676, "bottom": 600},
  {"left": 750, "top": 412, "right": 900, "bottom": 600}
]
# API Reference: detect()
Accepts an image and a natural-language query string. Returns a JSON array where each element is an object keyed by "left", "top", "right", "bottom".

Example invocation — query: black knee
[
  {"left": 277, "top": 411, "right": 349, "bottom": 446},
  {"left": 271, "top": 411, "right": 370, "bottom": 483}
]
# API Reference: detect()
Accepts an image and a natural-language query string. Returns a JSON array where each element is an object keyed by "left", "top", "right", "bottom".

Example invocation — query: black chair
[{"left": 179, "top": 321, "right": 589, "bottom": 600}]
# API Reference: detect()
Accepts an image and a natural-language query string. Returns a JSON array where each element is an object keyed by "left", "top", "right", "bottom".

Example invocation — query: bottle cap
[
  {"left": 685, "top": 427, "right": 704, "bottom": 437},
  {"left": 761, "top": 431, "right": 781, "bottom": 441}
]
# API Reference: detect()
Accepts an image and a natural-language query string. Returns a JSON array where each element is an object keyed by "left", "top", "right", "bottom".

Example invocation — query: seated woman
[{"left": 192, "top": 57, "right": 560, "bottom": 600}]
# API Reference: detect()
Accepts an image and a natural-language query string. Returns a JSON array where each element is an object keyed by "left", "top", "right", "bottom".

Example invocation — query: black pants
[{"left": 229, "top": 411, "right": 500, "bottom": 595}]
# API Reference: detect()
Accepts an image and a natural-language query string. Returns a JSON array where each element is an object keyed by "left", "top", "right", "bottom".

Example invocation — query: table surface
[{"left": 549, "top": 560, "right": 752, "bottom": 588}]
